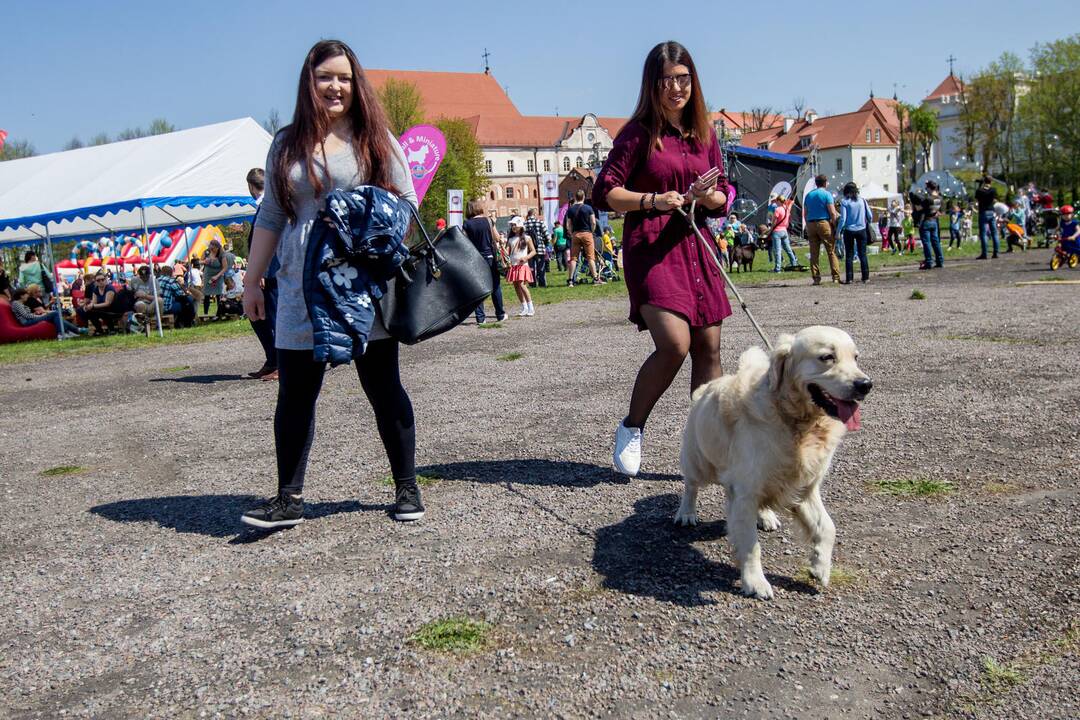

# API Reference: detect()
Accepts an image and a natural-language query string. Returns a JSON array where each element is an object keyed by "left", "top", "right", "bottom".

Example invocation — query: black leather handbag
[{"left": 378, "top": 206, "right": 494, "bottom": 344}]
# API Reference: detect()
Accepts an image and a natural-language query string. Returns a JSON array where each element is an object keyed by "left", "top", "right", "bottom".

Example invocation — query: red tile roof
[
  {"left": 712, "top": 109, "right": 786, "bottom": 132},
  {"left": 740, "top": 108, "right": 898, "bottom": 154},
  {"left": 924, "top": 74, "right": 964, "bottom": 101},
  {"left": 365, "top": 69, "right": 522, "bottom": 120},
  {"left": 858, "top": 97, "right": 901, "bottom": 133}
]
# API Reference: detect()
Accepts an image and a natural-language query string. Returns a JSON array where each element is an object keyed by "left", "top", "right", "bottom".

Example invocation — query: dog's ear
[{"left": 769, "top": 334, "right": 794, "bottom": 392}]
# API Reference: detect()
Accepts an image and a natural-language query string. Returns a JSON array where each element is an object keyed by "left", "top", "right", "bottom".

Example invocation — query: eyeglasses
[{"left": 659, "top": 73, "right": 692, "bottom": 90}]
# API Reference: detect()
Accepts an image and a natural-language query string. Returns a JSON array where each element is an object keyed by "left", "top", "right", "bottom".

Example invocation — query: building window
[
  {"left": 874, "top": 129, "right": 881, "bottom": 143},
  {"left": 883, "top": 183, "right": 889, "bottom": 192},
  {"left": 836, "top": 158, "right": 843, "bottom": 172},
  {"left": 484, "top": 160, "right": 492, "bottom": 173},
  {"left": 543, "top": 159, "right": 551, "bottom": 172},
  {"left": 886, "top": 154, "right": 891, "bottom": 162},
  {"left": 575, "top": 156, "right": 583, "bottom": 168},
  {"left": 527, "top": 159, "right": 535, "bottom": 173},
  {"left": 865, "top": 129, "right": 871, "bottom": 143},
  {"left": 860, "top": 156, "right": 867, "bottom": 170},
  {"left": 562, "top": 157, "right": 570, "bottom": 172},
  {"left": 506, "top": 187, "right": 514, "bottom": 199},
  {"left": 489, "top": 190, "right": 495, "bottom": 200},
  {"left": 507, "top": 160, "right": 514, "bottom": 173},
  {"left": 533, "top": 188, "right": 538, "bottom": 198}
]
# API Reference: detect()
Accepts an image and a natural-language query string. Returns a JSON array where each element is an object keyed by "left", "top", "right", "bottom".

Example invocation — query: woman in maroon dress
[{"left": 593, "top": 41, "right": 731, "bottom": 477}]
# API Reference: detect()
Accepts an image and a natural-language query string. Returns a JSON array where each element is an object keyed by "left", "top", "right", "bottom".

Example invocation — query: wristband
[
  {"left": 639, "top": 193, "right": 646, "bottom": 211},
  {"left": 650, "top": 192, "right": 657, "bottom": 210}
]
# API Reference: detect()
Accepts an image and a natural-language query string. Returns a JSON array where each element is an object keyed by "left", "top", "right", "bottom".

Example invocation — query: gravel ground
[{"left": 1, "top": 249, "right": 1077, "bottom": 719}]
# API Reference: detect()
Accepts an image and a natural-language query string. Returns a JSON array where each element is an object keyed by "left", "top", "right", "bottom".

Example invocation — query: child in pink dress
[{"left": 505, "top": 216, "right": 537, "bottom": 316}]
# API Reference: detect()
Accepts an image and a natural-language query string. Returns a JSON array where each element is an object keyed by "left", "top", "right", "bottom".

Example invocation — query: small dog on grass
[
  {"left": 728, "top": 242, "right": 756, "bottom": 273},
  {"left": 676, "top": 326, "right": 872, "bottom": 600}
]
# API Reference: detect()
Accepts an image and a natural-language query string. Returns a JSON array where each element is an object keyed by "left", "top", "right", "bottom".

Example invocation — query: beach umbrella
[{"left": 909, "top": 170, "right": 968, "bottom": 200}]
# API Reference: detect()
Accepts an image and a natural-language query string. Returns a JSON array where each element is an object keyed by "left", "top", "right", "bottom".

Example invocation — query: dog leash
[{"left": 674, "top": 196, "right": 774, "bottom": 351}]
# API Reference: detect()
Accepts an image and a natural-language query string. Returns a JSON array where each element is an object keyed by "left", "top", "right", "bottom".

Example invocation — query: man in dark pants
[
  {"left": 975, "top": 175, "right": 999, "bottom": 259},
  {"left": 245, "top": 168, "right": 279, "bottom": 380},
  {"left": 523, "top": 208, "right": 549, "bottom": 288}
]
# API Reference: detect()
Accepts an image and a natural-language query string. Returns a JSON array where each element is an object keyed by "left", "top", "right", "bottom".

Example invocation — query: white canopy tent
[
  {"left": 0, "top": 117, "right": 272, "bottom": 336},
  {"left": 859, "top": 182, "right": 891, "bottom": 200}
]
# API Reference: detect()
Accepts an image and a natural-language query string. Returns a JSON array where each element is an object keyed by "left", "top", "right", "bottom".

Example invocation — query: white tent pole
[
  {"left": 44, "top": 223, "right": 63, "bottom": 342},
  {"left": 140, "top": 206, "right": 164, "bottom": 338}
]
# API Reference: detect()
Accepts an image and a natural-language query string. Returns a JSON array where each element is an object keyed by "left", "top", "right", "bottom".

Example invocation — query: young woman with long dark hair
[
  {"left": 593, "top": 41, "right": 731, "bottom": 477},
  {"left": 240, "top": 40, "right": 421, "bottom": 528}
]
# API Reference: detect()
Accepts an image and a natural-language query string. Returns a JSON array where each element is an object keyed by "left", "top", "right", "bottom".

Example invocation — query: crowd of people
[{"left": 0, "top": 235, "right": 251, "bottom": 339}]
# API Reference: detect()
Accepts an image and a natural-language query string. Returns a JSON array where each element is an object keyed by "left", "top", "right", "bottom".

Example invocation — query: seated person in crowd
[
  {"left": 10, "top": 288, "right": 85, "bottom": 337},
  {"left": 23, "top": 283, "right": 46, "bottom": 312},
  {"left": 129, "top": 265, "right": 164, "bottom": 319},
  {"left": 154, "top": 265, "right": 197, "bottom": 328},
  {"left": 78, "top": 272, "right": 124, "bottom": 334}
]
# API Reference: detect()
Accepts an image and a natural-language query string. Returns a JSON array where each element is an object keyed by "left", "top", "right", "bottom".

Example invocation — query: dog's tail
[{"left": 738, "top": 346, "right": 769, "bottom": 378}]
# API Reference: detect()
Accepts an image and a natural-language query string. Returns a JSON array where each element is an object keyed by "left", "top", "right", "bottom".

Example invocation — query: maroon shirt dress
[{"left": 593, "top": 122, "right": 733, "bottom": 330}]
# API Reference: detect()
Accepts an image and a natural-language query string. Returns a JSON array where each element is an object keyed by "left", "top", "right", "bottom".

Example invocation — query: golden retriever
[{"left": 675, "top": 326, "right": 872, "bottom": 600}]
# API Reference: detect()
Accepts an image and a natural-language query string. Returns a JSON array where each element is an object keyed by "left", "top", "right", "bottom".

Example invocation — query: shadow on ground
[
  {"left": 149, "top": 374, "right": 248, "bottom": 384},
  {"left": 421, "top": 459, "right": 679, "bottom": 488},
  {"left": 89, "top": 494, "right": 384, "bottom": 539},
  {"left": 591, "top": 494, "right": 817, "bottom": 606}
]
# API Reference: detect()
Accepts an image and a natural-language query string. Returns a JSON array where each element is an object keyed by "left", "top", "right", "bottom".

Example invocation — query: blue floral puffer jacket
[{"left": 303, "top": 185, "right": 414, "bottom": 366}]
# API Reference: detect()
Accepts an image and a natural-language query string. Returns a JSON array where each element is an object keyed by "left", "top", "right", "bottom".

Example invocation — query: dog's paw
[
  {"left": 741, "top": 573, "right": 774, "bottom": 600},
  {"left": 757, "top": 508, "right": 781, "bottom": 532},
  {"left": 809, "top": 561, "right": 832, "bottom": 588},
  {"left": 673, "top": 509, "right": 698, "bottom": 527}
]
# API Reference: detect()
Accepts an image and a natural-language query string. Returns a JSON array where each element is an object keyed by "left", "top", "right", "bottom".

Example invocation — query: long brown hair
[
  {"left": 272, "top": 40, "right": 397, "bottom": 223},
  {"left": 625, "top": 41, "right": 712, "bottom": 155}
]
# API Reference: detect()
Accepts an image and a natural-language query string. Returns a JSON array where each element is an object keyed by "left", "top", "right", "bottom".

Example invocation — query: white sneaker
[
  {"left": 524, "top": 303, "right": 535, "bottom": 316},
  {"left": 613, "top": 420, "right": 642, "bottom": 477},
  {"left": 517, "top": 306, "right": 528, "bottom": 316}
]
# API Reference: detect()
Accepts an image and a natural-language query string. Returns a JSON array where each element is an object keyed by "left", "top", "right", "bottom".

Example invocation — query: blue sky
[{"left": 2, "top": 0, "right": 1074, "bottom": 153}]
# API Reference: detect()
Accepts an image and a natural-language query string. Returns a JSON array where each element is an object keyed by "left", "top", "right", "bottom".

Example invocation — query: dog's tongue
[{"left": 835, "top": 400, "right": 861, "bottom": 431}]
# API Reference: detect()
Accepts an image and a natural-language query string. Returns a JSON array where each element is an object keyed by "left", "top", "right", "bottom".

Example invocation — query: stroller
[
  {"left": 571, "top": 248, "right": 619, "bottom": 284},
  {"left": 1039, "top": 208, "right": 1060, "bottom": 249}
]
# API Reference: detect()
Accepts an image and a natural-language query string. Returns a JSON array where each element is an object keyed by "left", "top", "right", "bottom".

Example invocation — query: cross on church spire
[
  {"left": 947, "top": 54, "right": 957, "bottom": 76},
  {"left": 482, "top": 48, "right": 491, "bottom": 75}
]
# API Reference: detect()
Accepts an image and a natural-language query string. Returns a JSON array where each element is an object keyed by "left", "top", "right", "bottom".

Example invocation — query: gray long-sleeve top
[{"left": 255, "top": 131, "right": 417, "bottom": 350}]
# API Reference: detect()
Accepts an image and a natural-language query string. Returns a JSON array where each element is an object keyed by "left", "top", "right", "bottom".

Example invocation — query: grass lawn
[{"left": 0, "top": 318, "right": 251, "bottom": 366}]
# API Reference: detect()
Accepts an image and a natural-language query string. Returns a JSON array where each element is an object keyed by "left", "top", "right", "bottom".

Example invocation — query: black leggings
[{"left": 275, "top": 341, "right": 415, "bottom": 496}]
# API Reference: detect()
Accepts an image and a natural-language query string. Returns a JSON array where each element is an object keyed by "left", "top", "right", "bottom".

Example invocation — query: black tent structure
[{"left": 722, "top": 145, "right": 808, "bottom": 236}]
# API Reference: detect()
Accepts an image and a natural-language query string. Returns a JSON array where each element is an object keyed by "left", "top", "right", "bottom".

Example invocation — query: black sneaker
[
  {"left": 241, "top": 492, "right": 304, "bottom": 529},
  {"left": 392, "top": 479, "right": 425, "bottom": 522},
  {"left": 248, "top": 362, "right": 276, "bottom": 379}
]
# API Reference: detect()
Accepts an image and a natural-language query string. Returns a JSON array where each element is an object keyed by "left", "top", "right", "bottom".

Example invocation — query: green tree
[
  {"left": 90, "top": 132, "right": 110, "bottom": 146},
  {"left": 908, "top": 105, "right": 939, "bottom": 176},
  {"left": 378, "top": 78, "right": 426, "bottom": 136},
  {"left": 0, "top": 138, "right": 35, "bottom": 161},
  {"left": 418, "top": 117, "right": 488, "bottom": 230},
  {"left": 147, "top": 118, "right": 176, "bottom": 135},
  {"left": 1020, "top": 33, "right": 1080, "bottom": 201}
]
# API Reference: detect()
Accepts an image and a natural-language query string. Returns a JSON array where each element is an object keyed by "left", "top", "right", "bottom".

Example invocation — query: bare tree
[
  {"left": 790, "top": 96, "right": 806, "bottom": 119},
  {"left": 747, "top": 105, "right": 777, "bottom": 132},
  {"left": 64, "top": 137, "right": 85, "bottom": 150},
  {"left": 0, "top": 138, "right": 35, "bottom": 161},
  {"left": 263, "top": 108, "right": 282, "bottom": 135}
]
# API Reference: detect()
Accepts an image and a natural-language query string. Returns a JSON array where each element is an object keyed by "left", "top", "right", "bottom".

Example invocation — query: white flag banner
[
  {"left": 447, "top": 189, "right": 464, "bottom": 228},
  {"left": 540, "top": 173, "right": 560, "bottom": 232}
]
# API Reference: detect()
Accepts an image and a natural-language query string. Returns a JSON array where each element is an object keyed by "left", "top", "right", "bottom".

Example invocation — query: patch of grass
[
  {"left": 163, "top": 365, "right": 191, "bottom": 373},
  {"left": 909, "top": 289, "right": 926, "bottom": 300},
  {"left": 1038, "top": 275, "right": 1068, "bottom": 282},
  {"left": 984, "top": 482, "right": 1012, "bottom": 495},
  {"left": 943, "top": 334, "right": 1042, "bottom": 346},
  {"left": 497, "top": 352, "right": 523, "bottom": 362},
  {"left": 39, "top": 465, "right": 87, "bottom": 477},
  {"left": 980, "top": 656, "right": 1024, "bottom": 691},
  {"left": 795, "top": 564, "right": 858, "bottom": 588},
  {"left": 409, "top": 617, "right": 491, "bottom": 653},
  {"left": 477, "top": 322, "right": 503, "bottom": 329},
  {"left": 0, "top": 319, "right": 251, "bottom": 366},
  {"left": 893, "top": 271, "right": 904, "bottom": 277},
  {"left": 379, "top": 473, "right": 442, "bottom": 488},
  {"left": 873, "top": 478, "right": 954, "bottom": 498}
]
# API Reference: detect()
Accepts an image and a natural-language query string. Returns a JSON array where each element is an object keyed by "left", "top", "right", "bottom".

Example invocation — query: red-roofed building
[
  {"left": 741, "top": 105, "right": 901, "bottom": 194},
  {"left": 367, "top": 68, "right": 628, "bottom": 216}
]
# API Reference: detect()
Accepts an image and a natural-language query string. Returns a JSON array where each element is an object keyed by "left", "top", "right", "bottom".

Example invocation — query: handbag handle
[{"left": 403, "top": 201, "right": 447, "bottom": 277}]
